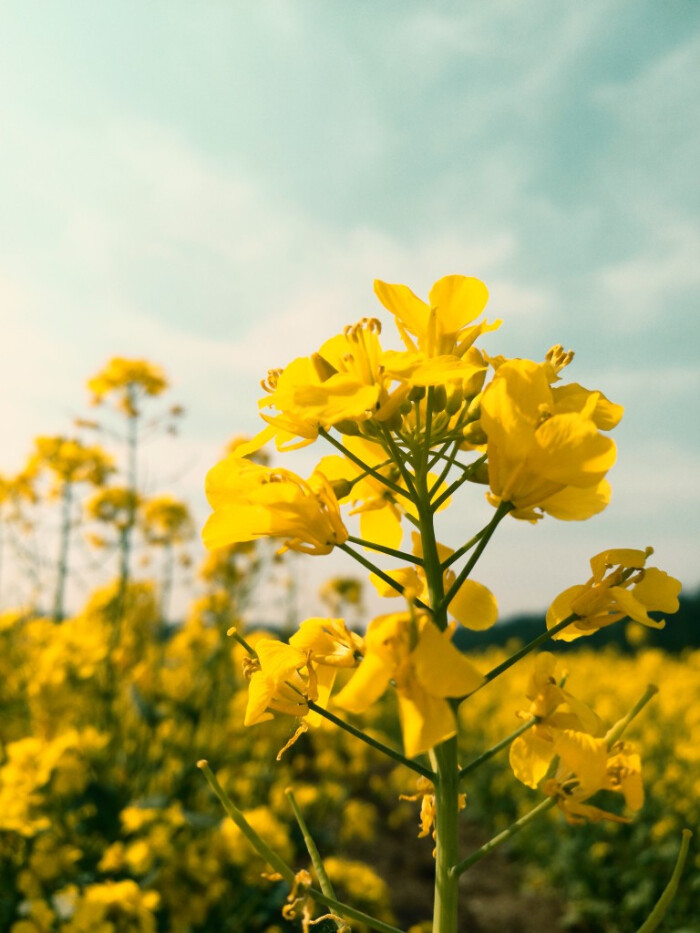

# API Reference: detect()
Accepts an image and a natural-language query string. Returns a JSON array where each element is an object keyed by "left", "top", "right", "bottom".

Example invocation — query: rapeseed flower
[
  {"left": 334, "top": 612, "right": 484, "bottom": 757},
  {"left": 546, "top": 547, "right": 682, "bottom": 641},
  {"left": 203, "top": 456, "right": 347, "bottom": 556},
  {"left": 480, "top": 356, "right": 621, "bottom": 520}
]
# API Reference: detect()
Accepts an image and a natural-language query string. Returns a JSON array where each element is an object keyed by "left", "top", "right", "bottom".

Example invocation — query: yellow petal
[
  {"left": 589, "top": 548, "right": 649, "bottom": 580},
  {"left": 509, "top": 732, "right": 554, "bottom": 789},
  {"left": 412, "top": 621, "right": 484, "bottom": 697},
  {"left": 631, "top": 567, "right": 681, "bottom": 614},
  {"left": 530, "top": 413, "right": 617, "bottom": 486},
  {"left": 448, "top": 579, "right": 498, "bottom": 630},
  {"left": 374, "top": 280, "right": 430, "bottom": 337},
  {"left": 553, "top": 730, "right": 608, "bottom": 794},
  {"left": 540, "top": 480, "right": 611, "bottom": 521},
  {"left": 257, "top": 640, "right": 308, "bottom": 681},
  {"left": 244, "top": 672, "right": 275, "bottom": 726},
  {"left": 333, "top": 653, "right": 391, "bottom": 714},
  {"left": 202, "top": 504, "right": 271, "bottom": 549},
  {"left": 398, "top": 689, "right": 456, "bottom": 758},
  {"left": 428, "top": 275, "right": 489, "bottom": 334},
  {"left": 359, "top": 505, "right": 403, "bottom": 551},
  {"left": 609, "top": 586, "right": 665, "bottom": 629},
  {"left": 546, "top": 585, "right": 587, "bottom": 642}
]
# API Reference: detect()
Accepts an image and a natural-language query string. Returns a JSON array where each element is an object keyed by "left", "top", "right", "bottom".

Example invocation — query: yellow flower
[
  {"left": 374, "top": 274, "right": 500, "bottom": 359},
  {"left": 203, "top": 456, "right": 348, "bottom": 556},
  {"left": 86, "top": 486, "right": 140, "bottom": 531},
  {"left": 334, "top": 612, "right": 484, "bottom": 758},
  {"left": 88, "top": 357, "right": 168, "bottom": 416},
  {"left": 241, "top": 318, "right": 403, "bottom": 454},
  {"left": 480, "top": 357, "right": 621, "bottom": 520},
  {"left": 141, "top": 494, "right": 193, "bottom": 545},
  {"left": 289, "top": 616, "right": 363, "bottom": 669},
  {"left": 546, "top": 547, "right": 682, "bottom": 641},
  {"left": 28, "top": 436, "right": 114, "bottom": 492},
  {"left": 509, "top": 653, "right": 602, "bottom": 789},
  {"left": 543, "top": 736, "right": 644, "bottom": 825}
]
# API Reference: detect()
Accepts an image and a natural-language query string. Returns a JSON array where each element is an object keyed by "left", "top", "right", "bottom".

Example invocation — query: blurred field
[
  {"left": 0, "top": 362, "right": 697, "bottom": 933},
  {"left": 0, "top": 585, "right": 697, "bottom": 932}
]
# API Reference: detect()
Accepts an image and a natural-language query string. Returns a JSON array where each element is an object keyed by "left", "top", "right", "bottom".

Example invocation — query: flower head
[
  {"left": 334, "top": 612, "right": 483, "bottom": 758},
  {"left": 203, "top": 456, "right": 348, "bottom": 556},
  {"left": 547, "top": 547, "right": 682, "bottom": 641},
  {"left": 480, "top": 356, "right": 621, "bottom": 520}
]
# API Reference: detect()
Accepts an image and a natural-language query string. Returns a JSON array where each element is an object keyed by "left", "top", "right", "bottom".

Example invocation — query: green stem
[
  {"left": 380, "top": 424, "right": 418, "bottom": 498},
  {"left": 431, "top": 740, "right": 461, "bottom": 932},
  {"left": 636, "top": 829, "right": 693, "bottom": 933},
  {"left": 413, "top": 463, "right": 460, "bottom": 933},
  {"left": 605, "top": 684, "right": 658, "bottom": 746},
  {"left": 198, "top": 760, "right": 296, "bottom": 882},
  {"left": 307, "top": 700, "right": 433, "bottom": 780},
  {"left": 468, "top": 613, "right": 579, "bottom": 698},
  {"left": 459, "top": 717, "right": 537, "bottom": 782},
  {"left": 450, "top": 797, "right": 556, "bottom": 878},
  {"left": 198, "top": 761, "right": 408, "bottom": 933},
  {"left": 339, "top": 543, "right": 431, "bottom": 613},
  {"left": 285, "top": 787, "right": 338, "bottom": 902},
  {"left": 319, "top": 428, "right": 410, "bottom": 501},
  {"left": 431, "top": 454, "right": 487, "bottom": 512},
  {"left": 346, "top": 535, "right": 423, "bottom": 565},
  {"left": 441, "top": 527, "right": 487, "bottom": 572},
  {"left": 226, "top": 626, "right": 259, "bottom": 659},
  {"left": 440, "top": 502, "right": 511, "bottom": 614},
  {"left": 52, "top": 481, "right": 73, "bottom": 622}
]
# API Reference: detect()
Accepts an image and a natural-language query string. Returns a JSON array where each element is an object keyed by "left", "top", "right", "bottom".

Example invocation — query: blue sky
[{"left": 1, "top": 1, "right": 699, "bottom": 619}]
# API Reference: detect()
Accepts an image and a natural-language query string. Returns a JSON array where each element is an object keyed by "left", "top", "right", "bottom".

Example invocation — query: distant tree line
[{"left": 454, "top": 587, "right": 700, "bottom": 655}]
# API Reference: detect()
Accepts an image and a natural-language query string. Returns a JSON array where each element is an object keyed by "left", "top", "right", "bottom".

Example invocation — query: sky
[{"left": 1, "top": 1, "right": 699, "bottom": 622}]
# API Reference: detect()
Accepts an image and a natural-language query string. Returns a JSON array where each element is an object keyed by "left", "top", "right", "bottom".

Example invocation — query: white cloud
[{"left": 598, "top": 221, "right": 700, "bottom": 325}]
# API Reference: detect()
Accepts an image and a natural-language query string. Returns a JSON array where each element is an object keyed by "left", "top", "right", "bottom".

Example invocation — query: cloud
[{"left": 597, "top": 220, "right": 700, "bottom": 325}]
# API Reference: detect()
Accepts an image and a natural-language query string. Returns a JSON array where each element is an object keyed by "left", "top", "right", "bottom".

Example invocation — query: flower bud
[
  {"left": 462, "top": 421, "right": 487, "bottom": 445},
  {"left": 333, "top": 419, "right": 361, "bottom": 436},
  {"left": 445, "top": 385, "right": 464, "bottom": 415},
  {"left": 431, "top": 385, "right": 447, "bottom": 412}
]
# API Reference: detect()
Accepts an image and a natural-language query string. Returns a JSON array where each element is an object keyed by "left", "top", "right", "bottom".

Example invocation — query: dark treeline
[{"left": 454, "top": 587, "right": 700, "bottom": 655}]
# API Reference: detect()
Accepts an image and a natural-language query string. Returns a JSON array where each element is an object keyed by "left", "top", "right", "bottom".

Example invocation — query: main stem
[
  {"left": 52, "top": 481, "right": 73, "bottom": 622},
  {"left": 416, "top": 465, "right": 460, "bottom": 933}
]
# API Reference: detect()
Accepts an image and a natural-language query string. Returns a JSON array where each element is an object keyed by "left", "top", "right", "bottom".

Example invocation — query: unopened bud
[
  {"left": 409, "top": 385, "right": 426, "bottom": 402},
  {"left": 384, "top": 410, "right": 404, "bottom": 433},
  {"left": 466, "top": 394, "right": 482, "bottom": 420},
  {"left": 469, "top": 461, "right": 490, "bottom": 484},
  {"left": 431, "top": 385, "right": 447, "bottom": 412},
  {"left": 333, "top": 419, "right": 361, "bottom": 436},
  {"left": 330, "top": 478, "right": 352, "bottom": 500},
  {"left": 445, "top": 385, "right": 464, "bottom": 415},
  {"left": 462, "top": 421, "right": 487, "bottom": 445}
]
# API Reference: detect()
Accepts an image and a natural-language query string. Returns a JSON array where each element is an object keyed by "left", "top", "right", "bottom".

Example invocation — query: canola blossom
[
  {"left": 547, "top": 547, "right": 682, "bottom": 641},
  {"left": 196, "top": 273, "right": 685, "bottom": 933}
]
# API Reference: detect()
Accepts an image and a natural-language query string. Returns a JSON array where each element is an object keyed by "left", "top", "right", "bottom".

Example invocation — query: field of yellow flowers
[{"left": 0, "top": 355, "right": 697, "bottom": 932}]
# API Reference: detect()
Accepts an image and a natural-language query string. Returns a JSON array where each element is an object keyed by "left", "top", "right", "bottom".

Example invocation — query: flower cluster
[{"left": 203, "top": 273, "right": 680, "bottom": 802}]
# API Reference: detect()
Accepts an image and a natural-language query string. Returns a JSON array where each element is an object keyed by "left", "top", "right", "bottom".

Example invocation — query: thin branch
[
  {"left": 318, "top": 429, "right": 410, "bottom": 501},
  {"left": 346, "top": 536, "right": 423, "bottom": 565},
  {"left": 339, "top": 543, "right": 431, "bottom": 613},
  {"left": 307, "top": 701, "right": 434, "bottom": 781},
  {"left": 450, "top": 797, "right": 556, "bottom": 878}
]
